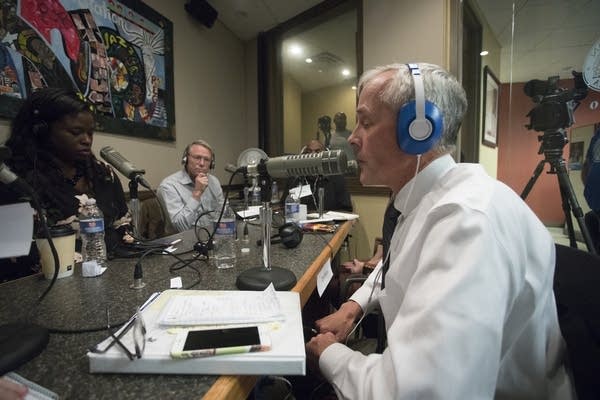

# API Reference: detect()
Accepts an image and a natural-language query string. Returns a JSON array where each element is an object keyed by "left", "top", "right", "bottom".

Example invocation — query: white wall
[{"left": 0, "top": 1, "right": 256, "bottom": 188}]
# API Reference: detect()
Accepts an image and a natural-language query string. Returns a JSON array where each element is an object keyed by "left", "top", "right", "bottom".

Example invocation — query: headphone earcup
[
  {"left": 396, "top": 99, "right": 443, "bottom": 155},
  {"left": 278, "top": 222, "right": 303, "bottom": 248},
  {"left": 210, "top": 152, "right": 215, "bottom": 170}
]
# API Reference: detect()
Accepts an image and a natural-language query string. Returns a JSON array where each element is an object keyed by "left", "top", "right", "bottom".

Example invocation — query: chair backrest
[
  {"left": 553, "top": 244, "right": 600, "bottom": 400},
  {"left": 138, "top": 195, "right": 177, "bottom": 239}
]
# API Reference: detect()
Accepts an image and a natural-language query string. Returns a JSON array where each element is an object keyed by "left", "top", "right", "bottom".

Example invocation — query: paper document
[
  {"left": 158, "top": 284, "right": 284, "bottom": 326},
  {"left": 236, "top": 205, "right": 262, "bottom": 219},
  {"left": 0, "top": 202, "right": 34, "bottom": 258},
  {"left": 301, "top": 211, "right": 359, "bottom": 224}
]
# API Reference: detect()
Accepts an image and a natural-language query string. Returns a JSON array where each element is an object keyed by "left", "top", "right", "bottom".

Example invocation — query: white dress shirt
[
  {"left": 319, "top": 154, "right": 574, "bottom": 400},
  {"left": 157, "top": 170, "right": 224, "bottom": 232}
]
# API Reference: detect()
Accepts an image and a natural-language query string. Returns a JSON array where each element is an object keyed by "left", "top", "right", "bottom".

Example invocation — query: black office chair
[{"left": 553, "top": 243, "right": 600, "bottom": 400}]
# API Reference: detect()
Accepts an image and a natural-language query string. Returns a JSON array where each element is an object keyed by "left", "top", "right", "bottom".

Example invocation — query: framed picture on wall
[
  {"left": 482, "top": 66, "right": 500, "bottom": 148},
  {"left": 0, "top": 0, "right": 175, "bottom": 142}
]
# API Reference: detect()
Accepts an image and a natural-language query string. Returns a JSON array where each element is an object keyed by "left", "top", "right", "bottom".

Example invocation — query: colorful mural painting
[{"left": 0, "top": 0, "right": 175, "bottom": 141}]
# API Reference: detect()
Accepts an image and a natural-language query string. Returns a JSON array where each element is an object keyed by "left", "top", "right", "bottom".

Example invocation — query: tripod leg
[
  {"left": 555, "top": 162, "right": 598, "bottom": 255},
  {"left": 558, "top": 184, "right": 577, "bottom": 248},
  {"left": 521, "top": 160, "right": 547, "bottom": 200}
]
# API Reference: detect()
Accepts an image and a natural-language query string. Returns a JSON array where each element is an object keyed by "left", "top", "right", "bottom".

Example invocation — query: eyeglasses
[
  {"left": 188, "top": 154, "right": 212, "bottom": 163},
  {"left": 89, "top": 306, "right": 146, "bottom": 360}
]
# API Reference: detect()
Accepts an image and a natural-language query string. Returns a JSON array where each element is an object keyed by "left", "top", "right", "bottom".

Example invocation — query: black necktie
[{"left": 381, "top": 201, "right": 400, "bottom": 289}]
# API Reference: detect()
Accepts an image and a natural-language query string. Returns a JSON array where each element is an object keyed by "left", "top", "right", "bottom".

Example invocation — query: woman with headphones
[
  {"left": 157, "top": 140, "right": 224, "bottom": 232},
  {"left": 0, "top": 87, "right": 132, "bottom": 281}
]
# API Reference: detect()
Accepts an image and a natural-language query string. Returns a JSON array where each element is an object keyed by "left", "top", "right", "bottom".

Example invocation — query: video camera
[{"left": 524, "top": 71, "right": 588, "bottom": 132}]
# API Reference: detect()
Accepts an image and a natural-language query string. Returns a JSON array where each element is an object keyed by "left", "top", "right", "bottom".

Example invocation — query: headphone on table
[
  {"left": 256, "top": 222, "right": 304, "bottom": 249},
  {"left": 396, "top": 63, "right": 444, "bottom": 155},
  {"left": 181, "top": 140, "right": 216, "bottom": 170}
]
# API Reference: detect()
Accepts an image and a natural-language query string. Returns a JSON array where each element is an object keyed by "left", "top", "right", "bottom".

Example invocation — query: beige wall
[
  {"left": 0, "top": 0, "right": 257, "bottom": 188},
  {"left": 283, "top": 74, "right": 303, "bottom": 154}
]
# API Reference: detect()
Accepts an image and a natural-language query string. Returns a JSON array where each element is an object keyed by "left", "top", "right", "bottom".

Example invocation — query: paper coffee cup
[
  {"left": 36, "top": 225, "right": 76, "bottom": 280},
  {"left": 298, "top": 204, "right": 308, "bottom": 221}
]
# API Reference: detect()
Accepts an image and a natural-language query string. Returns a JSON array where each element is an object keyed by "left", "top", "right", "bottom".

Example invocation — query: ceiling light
[
  {"left": 305, "top": 58, "right": 312, "bottom": 63},
  {"left": 289, "top": 44, "right": 303, "bottom": 56},
  {"left": 351, "top": 86, "right": 357, "bottom": 90},
  {"left": 342, "top": 68, "right": 350, "bottom": 76},
  {"left": 480, "top": 50, "right": 489, "bottom": 56}
]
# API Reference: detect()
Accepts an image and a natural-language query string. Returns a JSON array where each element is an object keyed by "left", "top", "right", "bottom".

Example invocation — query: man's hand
[
  {"left": 342, "top": 258, "right": 365, "bottom": 274},
  {"left": 0, "top": 377, "right": 27, "bottom": 400},
  {"left": 315, "top": 301, "right": 362, "bottom": 342},
  {"left": 192, "top": 173, "right": 209, "bottom": 199},
  {"left": 306, "top": 331, "right": 337, "bottom": 372}
]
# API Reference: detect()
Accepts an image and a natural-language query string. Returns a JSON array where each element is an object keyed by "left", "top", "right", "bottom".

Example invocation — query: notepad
[{"left": 158, "top": 284, "right": 284, "bottom": 326}]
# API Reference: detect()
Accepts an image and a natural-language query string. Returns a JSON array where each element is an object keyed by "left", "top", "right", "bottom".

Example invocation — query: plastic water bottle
[
  {"left": 285, "top": 192, "right": 300, "bottom": 223},
  {"left": 79, "top": 198, "right": 107, "bottom": 268},
  {"left": 270, "top": 180, "right": 280, "bottom": 204},
  {"left": 214, "top": 200, "right": 237, "bottom": 269},
  {"left": 251, "top": 178, "right": 262, "bottom": 206}
]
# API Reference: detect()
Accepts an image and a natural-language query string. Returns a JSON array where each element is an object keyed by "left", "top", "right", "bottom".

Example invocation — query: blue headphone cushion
[{"left": 397, "top": 100, "right": 443, "bottom": 155}]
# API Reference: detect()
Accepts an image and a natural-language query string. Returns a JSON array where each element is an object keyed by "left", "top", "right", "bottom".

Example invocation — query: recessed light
[
  {"left": 480, "top": 50, "right": 489, "bottom": 56},
  {"left": 305, "top": 58, "right": 313, "bottom": 63},
  {"left": 351, "top": 86, "right": 357, "bottom": 90},
  {"left": 342, "top": 68, "right": 350, "bottom": 76},
  {"left": 289, "top": 44, "right": 302, "bottom": 56}
]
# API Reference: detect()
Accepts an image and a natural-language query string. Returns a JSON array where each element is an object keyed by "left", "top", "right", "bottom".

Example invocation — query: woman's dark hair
[
  {"left": 6, "top": 87, "right": 92, "bottom": 164},
  {"left": 4, "top": 88, "right": 105, "bottom": 222}
]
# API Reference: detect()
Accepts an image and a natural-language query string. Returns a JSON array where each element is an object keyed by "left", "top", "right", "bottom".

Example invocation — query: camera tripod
[{"left": 521, "top": 129, "right": 597, "bottom": 255}]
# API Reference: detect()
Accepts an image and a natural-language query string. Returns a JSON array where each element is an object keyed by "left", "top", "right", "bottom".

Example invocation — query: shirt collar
[
  {"left": 394, "top": 154, "right": 456, "bottom": 215},
  {"left": 176, "top": 169, "right": 195, "bottom": 186}
]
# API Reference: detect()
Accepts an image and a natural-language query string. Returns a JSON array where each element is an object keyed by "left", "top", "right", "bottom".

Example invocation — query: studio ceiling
[{"left": 209, "top": 0, "right": 600, "bottom": 88}]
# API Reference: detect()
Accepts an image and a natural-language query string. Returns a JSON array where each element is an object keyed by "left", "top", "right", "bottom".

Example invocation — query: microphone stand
[{"left": 236, "top": 175, "right": 297, "bottom": 291}]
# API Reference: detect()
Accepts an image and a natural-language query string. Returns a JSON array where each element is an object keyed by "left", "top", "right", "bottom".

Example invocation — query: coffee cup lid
[{"left": 37, "top": 225, "right": 75, "bottom": 238}]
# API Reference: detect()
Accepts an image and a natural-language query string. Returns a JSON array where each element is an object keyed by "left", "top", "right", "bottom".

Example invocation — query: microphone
[
  {"left": 100, "top": 146, "right": 151, "bottom": 189},
  {"left": 239, "top": 149, "right": 347, "bottom": 178},
  {"left": 0, "top": 146, "right": 34, "bottom": 196}
]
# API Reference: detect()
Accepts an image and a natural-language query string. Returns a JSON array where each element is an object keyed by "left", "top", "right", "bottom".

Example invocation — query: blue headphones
[{"left": 396, "top": 63, "right": 443, "bottom": 154}]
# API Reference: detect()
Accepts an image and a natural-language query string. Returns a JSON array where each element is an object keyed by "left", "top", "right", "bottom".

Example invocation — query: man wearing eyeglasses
[{"left": 158, "top": 140, "right": 224, "bottom": 232}]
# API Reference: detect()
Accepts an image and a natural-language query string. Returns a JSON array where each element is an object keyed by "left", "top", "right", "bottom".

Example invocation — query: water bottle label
[
  {"left": 80, "top": 218, "right": 104, "bottom": 234},
  {"left": 286, "top": 203, "right": 299, "bottom": 215},
  {"left": 215, "top": 220, "right": 235, "bottom": 236}
]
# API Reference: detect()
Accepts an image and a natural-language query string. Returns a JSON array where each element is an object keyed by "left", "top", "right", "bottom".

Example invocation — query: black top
[
  {"left": 281, "top": 175, "right": 352, "bottom": 213},
  {"left": 0, "top": 155, "right": 130, "bottom": 281}
]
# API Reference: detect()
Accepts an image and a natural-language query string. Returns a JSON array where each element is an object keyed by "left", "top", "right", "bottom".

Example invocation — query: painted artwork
[{"left": 0, "top": 0, "right": 175, "bottom": 141}]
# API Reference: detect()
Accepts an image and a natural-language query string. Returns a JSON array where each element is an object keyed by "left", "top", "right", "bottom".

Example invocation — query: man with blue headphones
[
  {"left": 306, "top": 63, "right": 574, "bottom": 399},
  {"left": 157, "top": 140, "right": 224, "bottom": 232}
]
